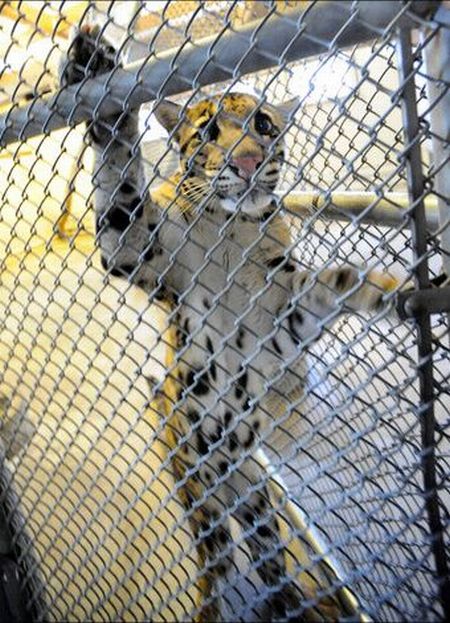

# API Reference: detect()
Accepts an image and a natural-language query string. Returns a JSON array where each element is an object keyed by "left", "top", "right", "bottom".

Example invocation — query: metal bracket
[{"left": 397, "top": 285, "right": 450, "bottom": 319}]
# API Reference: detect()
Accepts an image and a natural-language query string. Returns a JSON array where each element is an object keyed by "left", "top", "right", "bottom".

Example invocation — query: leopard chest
[{"left": 173, "top": 210, "right": 291, "bottom": 403}]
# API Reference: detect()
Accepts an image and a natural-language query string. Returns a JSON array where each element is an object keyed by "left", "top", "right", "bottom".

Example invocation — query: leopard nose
[{"left": 231, "top": 155, "right": 263, "bottom": 179}]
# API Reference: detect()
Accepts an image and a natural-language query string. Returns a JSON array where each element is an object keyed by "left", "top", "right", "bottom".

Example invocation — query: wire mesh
[{"left": 0, "top": 1, "right": 448, "bottom": 622}]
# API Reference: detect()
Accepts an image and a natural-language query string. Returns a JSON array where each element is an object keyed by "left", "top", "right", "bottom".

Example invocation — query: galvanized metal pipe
[
  {"left": 396, "top": 26, "right": 450, "bottom": 621},
  {"left": 255, "top": 449, "right": 368, "bottom": 622},
  {"left": 397, "top": 285, "right": 450, "bottom": 318},
  {"left": 423, "top": 5, "right": 450, "bottom": 276},
  {"left": 281, "top": 191, "right": 440, "bottom": 230},
  {"left": 422, "top": 4, "right": 450, "bottom": 341},
  {"left": 0, "top": 1, "right": 439, "bottom": 146}
]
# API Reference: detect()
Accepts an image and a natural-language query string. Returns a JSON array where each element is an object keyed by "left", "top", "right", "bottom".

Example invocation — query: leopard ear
[
  {"left": 154, "top": 100, "right": 183, "bottom": 135},
  {"left": 277, "top": 97, "right": 299, "bottom": 123}
]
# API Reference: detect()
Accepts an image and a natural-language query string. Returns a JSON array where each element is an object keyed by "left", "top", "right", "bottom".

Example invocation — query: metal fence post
[
  {"left": 423, "top": 4, "right": 450, "bottom": 344},
  {"left": 396, "top": 25, "right": 450, "bottom": 620}
]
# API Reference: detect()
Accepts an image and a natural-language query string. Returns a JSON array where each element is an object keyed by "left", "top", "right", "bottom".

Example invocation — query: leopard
[{"left": 60, "top": 25, "right": 399, "bottom": 621}]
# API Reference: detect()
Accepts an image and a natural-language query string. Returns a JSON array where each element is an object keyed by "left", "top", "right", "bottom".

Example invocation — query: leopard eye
[
  {"left": 199, "top": 118, "right": 220, "bottom": 141},
  {"left": 254, "top": 111, "right": 274, "bottom": 135}
]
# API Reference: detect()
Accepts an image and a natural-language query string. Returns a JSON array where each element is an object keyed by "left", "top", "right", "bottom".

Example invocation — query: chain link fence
[{"left": 0, "top": 1, "right": 449, "bottom": 621}]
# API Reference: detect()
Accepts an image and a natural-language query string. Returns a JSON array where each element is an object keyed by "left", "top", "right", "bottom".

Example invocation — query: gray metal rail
[
  {"left": 396, "top": 25, "right": 450, "bottom": 621},
  {"left": 0, "top": 1, "right": 438, "bottom": 147}
]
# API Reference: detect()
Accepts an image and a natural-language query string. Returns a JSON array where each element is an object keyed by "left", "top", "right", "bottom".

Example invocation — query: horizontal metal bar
[
  {"left": 255, "top": 449, "right": 368, "bottom": 621},
  {"left": 281, "top": 191, "right": 440, "bottom": 230},
  {"left": 397, "top": 285, "right": 450, "bottom": 318},
  {"left": 0, "top": 1, "right": 438, "bottom": 146}
]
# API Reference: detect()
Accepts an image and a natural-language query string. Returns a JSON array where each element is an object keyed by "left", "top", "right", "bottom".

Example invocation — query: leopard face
[{"left": 155, "top": 93, "right": 297, "bottom": 215}]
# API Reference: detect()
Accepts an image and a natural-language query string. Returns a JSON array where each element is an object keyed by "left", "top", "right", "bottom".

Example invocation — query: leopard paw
[{"left": 59, "top": 24, "right": 118, "bottom": 88}]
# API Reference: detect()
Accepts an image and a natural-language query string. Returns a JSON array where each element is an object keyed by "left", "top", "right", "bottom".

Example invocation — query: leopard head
[{"left": 155, "top": 93, "right": 297, "bottom": 216}]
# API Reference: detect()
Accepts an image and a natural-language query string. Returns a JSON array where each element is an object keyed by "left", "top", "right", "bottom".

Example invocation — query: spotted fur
[{"left": 61, "top": 27, "right": 398, "bottom": 621}]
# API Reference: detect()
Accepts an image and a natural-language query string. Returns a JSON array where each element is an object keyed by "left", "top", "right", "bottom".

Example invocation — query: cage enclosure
[{"left": 0, "top": 1, "right": 449, "bottom": 622}]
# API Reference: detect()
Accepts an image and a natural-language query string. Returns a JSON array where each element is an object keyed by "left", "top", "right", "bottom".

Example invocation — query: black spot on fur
[
  {"left": 129, "top": 196, "right": 144, "bottom": 219},
  {"left": 120, "top": 181, "right": 134, "bottom": 194},
  {"left": 177, "top": 318, "right": 189, "bottom": 347},
  {"left": 217, "top": 529, "right": 228, "bottom": 544},
  {"left": 287, "top": 311, "right": 302, "bottom": 345},
  {"left": 214, "top": 424, "right": 223, "bottom": 442},
  {"left": 107, "top": 197, "right": 144, "bottom": 231},
  {"left": 203, "top": 297, "right": 211, "bottom": 309},
  {"left": 100, "top": 255, "right": 108, "bottom": 270},
  {"left": 271, "top": 337, "right": 282, "bottom": 355},
  {"left": 218, "top": 461, "right": 228, "bottom": 475},
  {"left": 283, "top": 263, "right": 296, "bottom": 273},
  {"left": 236, "top": 328, "right": 245, "bottom": 349},
  {"left": 144, "top": 247, "right": 154, "bottom": 261},
  {"left": 272, "top": 597, "right": 286, "bottom": 616},
  {"left": 244, "top": 430, "right": 255, "bottom": 448},
  {"left": 224, "top": 411, "right": 232, "bottom": 426},
  {"left": 108, "top": 206, "right": 131, "bottom": 231},
  {"left": 204, "top": 536, "right": 215, "bottom": 553},
  {"left": 89, "top": 125, "right": 102, "bottom": 144},
  {"left": 267, "top": 256, "right": 285, "bottom": 269},
  {"left": 235, "top": 369, "right": 248, "bottom": 399},
  {"left": 187, "top": 409, "right": 200, "bottom": 423},
  {"left": 154, "top": 284, "right": 168, "bottom": 301},
  {"left": 244, "top": 512, "right": 255, "bottom": 525},
  {"left": 228, "top": 433, "right": 238, "bottom": 452},
  {"left": 186, "top": 369, "right": 210, "bottom": 396},
  {"left": 148, "top": 222, "right": 157, "bottom": 232},
  {"left": 199, "top": 117, "right": 219, "bottom": 141},
  {"left": 205, "top": 336, "right": 214, "bottom": 353},
  {"left": 374, "top": 293, "right": 384, "bottom": 311},
  {"left": 253, "top": 420, "right": 260, "bottom": 431},
  {"left": 260, "top": 210, "right": 273, "bottom": 222},
  {"left": 216, "top": 564, "right": 227, "bottom": 577},
  {"left": 210, "top": 361, "right": 217, "bottom": 382},
  {"left": 111, "top": 263, "right": 134, "bottom": 277},
  {"left": 336, "top": 268, "right": 352, "bottom": 291},
  {"left": 197, "top": 432, "right": 209, "bottom": 455},
  {"left": 257, "top": 524, "right": 272, "bottom": 538}
]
